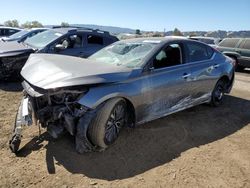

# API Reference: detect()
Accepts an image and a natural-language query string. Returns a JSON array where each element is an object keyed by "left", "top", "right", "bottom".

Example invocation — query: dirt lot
[{"left": 0, "top": 71, "right": 249, "bottom": 188}]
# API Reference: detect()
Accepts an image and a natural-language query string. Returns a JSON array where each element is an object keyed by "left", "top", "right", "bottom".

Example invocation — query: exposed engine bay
[{"left": 9, "top": 81, "right": 97, "bottom": 154}]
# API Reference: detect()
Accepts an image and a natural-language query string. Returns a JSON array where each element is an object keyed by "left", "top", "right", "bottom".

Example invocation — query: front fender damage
[{"left": 75, "top": 108, "right": 98, "bottom": 153}]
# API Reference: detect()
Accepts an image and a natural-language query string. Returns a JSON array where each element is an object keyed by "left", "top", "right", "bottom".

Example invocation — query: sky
[{"left": 1, "top": 0, "right": 250, "bottom": 31}]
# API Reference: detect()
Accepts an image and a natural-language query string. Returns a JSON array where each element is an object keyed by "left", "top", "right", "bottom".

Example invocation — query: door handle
[
  {"left": 213, "top": 64, "right": 220, "bottom": 68},
  {"left": 182, "top": 73, "right": 191, "bottom": 79}
]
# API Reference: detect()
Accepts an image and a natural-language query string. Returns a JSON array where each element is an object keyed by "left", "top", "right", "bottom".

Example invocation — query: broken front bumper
[
  {"left": 9, "top": 95, "right": 98, "bottom": 154},
  {"left": 9, "top": 97, "right": 35, "bottom": 153}
]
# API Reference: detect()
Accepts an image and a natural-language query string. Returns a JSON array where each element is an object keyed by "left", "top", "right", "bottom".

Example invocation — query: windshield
[
  {"left": 88, "top": 41, "right": 157, "bottom": 68},
  {"left": 24, "top": 30, "right": 63, "bottom": 49},
  {"left": 8, "top": 30, "right": 29, "bottom": 39}
]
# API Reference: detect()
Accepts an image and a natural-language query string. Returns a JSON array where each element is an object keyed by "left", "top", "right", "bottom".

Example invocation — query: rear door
[
  {"left": 184, "top": 41, "right": 220, "bottom": 100},
  {"left": 238, "top": 39, "right": 250, "bottom": 67}
]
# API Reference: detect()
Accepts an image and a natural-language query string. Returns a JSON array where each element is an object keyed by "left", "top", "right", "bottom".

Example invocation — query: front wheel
[
  {"left": 210, "top": 80, "right": 226, "bottom": 107},
  {"left": 87, "top": 98, "right": 127, "bottom": 149}
]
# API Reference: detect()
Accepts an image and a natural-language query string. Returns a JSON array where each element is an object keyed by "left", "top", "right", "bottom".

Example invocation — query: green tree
[
  {"left": 135, "top": 29, "right": 141, "bottom": 35},
  {"left": 61, "top": 22, "right": 70, "bottom": 27},
  {"left": 4, "top": 19, "right": 19, "bottom": 27},
  {"left": 173, "top": 28, "right": 183, "bottom": 36},
  {"left": 152, "top": 32, "right": 163, "bottom": 37},
  {"left": 21, "top": 21, "right": 43, "bottom": 28}
]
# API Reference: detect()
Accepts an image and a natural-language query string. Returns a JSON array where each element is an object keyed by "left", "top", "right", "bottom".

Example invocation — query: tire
[
  {"left": 87, "top": 98, "right": 127, "bottom": 149},
  {"left": 210, "top": 79, "right": 226, "bottom": 107}
]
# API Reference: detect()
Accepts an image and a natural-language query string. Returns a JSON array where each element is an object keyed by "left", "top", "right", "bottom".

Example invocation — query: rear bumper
[{"left": 225, "top": 72, "right": 235, "bottom": 93}]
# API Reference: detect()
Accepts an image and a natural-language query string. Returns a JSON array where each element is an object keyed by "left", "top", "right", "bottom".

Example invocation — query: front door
[
  {"left": 48, "top": 33, "right": 84, "bottom": 57},
  {"left": 138, "top": 43, "right": 193, "bottom": 123}
]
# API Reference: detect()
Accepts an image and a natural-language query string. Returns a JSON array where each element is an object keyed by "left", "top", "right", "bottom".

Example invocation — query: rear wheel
[
  {"left": 210, "top": 80, "right": 226, "bottom": 107},
  {"left": 87, "top": 98, "right": 127, "bottom": 149}
]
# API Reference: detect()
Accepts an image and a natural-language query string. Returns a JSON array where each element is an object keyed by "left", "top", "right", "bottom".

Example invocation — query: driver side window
[{"left": 153, "top": 43, "right": 182, "bottom": 69}]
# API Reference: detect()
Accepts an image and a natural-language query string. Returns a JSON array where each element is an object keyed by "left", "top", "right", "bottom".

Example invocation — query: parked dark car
[
  {"left": 0, "top": 27, "right": 118, "bottom": 79},
  {"left": 216, "top": 38, "right": 250, "bottom": 70},
  {"left": 0, "top": 28, "right": 48, "bottom": 42},
  {"left": 190, "top": 36, "right": 222, "bottom": 46},
  {"left": 0, "top": 26, "right": 22, "bottom": 37},
  {"left": 9, "top": 37, "right": 235, "bottom": 153}
]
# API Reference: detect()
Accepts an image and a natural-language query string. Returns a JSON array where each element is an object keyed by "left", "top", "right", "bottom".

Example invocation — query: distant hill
[{"left": 45, "top": 24, "right": 250, "bottom": 38}]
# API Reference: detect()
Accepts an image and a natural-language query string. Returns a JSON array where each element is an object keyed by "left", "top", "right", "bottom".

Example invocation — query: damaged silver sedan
[{"left": 9, "top": 37, "right": 235, "bottom": 153}]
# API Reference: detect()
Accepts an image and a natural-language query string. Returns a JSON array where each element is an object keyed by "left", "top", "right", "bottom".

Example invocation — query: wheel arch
[
  {"left": 218, "top": 73, "right": 234, "bottom": 93},
  {"left": 79, "top": 92, "right": 136, "bottom": 126}
]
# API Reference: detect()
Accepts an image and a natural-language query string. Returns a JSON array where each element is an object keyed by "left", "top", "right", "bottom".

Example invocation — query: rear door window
[
  {"left": 186, "top": 42, "right": 214, "bottom": 62},
  {"left": 218, "top": 38, "right": 240, "bottom": 48},
  {"left": 8, "top": 29, "right": 17, "bottom": 36},
  {"left": 104, "top": 37, "right": 116, "bottom": 45},
  {"left": 87, "top": 35, "right": 103, "bottom": 45}
]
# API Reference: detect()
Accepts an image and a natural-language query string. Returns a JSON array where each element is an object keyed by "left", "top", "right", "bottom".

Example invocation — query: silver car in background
[{"left": 9, "top": 37, "right": 235, "bottom": 153}]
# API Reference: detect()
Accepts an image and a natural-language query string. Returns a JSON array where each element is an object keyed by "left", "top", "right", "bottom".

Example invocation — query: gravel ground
[{"left": 0, "top": 71, "right": 249, "bottom": 188}]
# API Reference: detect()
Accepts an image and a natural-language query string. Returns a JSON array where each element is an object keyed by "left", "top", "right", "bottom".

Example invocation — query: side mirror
[{"left": 55, "top": 44, "right": 65, "bottom": 52}]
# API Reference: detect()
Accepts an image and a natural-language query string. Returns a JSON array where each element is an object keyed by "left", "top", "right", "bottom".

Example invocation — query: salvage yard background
[{"left": 0, "top": 71, "right": 250, "bottom": 188}]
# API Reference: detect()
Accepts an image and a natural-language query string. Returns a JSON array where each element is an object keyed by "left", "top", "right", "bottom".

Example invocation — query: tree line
[
  {"left": 3, "top": 19, "right": 70, "bottom": 28},
  {"left": 4, "top": 19, "right": 184, "bottom": 36}
]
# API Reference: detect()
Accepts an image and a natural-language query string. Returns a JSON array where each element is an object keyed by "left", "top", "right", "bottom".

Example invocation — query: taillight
[{"left": 226, "top": 57, "right": 236, "bottom": 67}]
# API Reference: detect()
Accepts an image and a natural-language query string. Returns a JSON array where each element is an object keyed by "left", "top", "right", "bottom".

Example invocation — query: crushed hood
[
  {"left": 21, "top": 54, "right": 134, "bottom": 89},
  {"left": 0, "top": 41, "right": 33, "bottom": 57}
]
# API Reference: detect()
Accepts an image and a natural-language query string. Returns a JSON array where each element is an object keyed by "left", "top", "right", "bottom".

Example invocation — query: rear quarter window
[
  {"left": 186, "top": 42, "right": 214, "bottom": 62},
  {"left": 105, "top": 37, "right": 117, "bottom": 45},
  {"left": 218, "top": 38, "right": 240, "bottom": 48}
]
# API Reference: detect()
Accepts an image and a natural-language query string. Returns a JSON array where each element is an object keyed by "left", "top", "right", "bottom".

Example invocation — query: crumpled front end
[{"left": 9, "top": 81, "right": 96, "bottom": 153}]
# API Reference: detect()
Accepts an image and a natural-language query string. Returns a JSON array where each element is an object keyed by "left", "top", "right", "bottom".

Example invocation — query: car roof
[
  {"left": 222, "top": 37, "right": 249, "bottom": 40},
  {"left": 190, "top": 36, "right": 218, "bottom": 40},
  {"left": 120, "top": 36, "right": 189, "bottom": 43},
  {"left": 0, "top": 26, "right": 22, "bottom": 30},
  {"left": 51, "top": 27, "right": 114, "bottom": 37},
  {"left": 51, "top": 27, "right": 78, "bottom": 34},
  {"left": 30, "top": 27, "right": 49, "bottom": 31}
]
